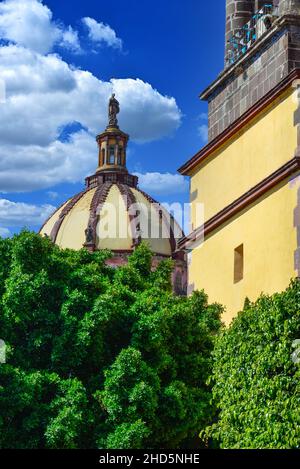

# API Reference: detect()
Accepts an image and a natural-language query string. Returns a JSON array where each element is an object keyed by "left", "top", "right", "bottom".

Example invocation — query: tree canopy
[
  {"left": 205, "top": 281, "right": 300, "bottom": 449},
  {"left": 0, "top": 231, "right": 222, "bottom": 449}
]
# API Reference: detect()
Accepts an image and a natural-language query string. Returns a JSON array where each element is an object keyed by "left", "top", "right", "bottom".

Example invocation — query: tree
[
  {"left": 0, "top": 230, "right": 222, "bottom": 449},
  {"left": 204, "top": 280, "right": 300, "bottom": 449}
]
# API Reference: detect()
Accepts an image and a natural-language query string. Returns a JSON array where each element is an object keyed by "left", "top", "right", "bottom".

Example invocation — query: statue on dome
[
  {"left": 108, "top": 94, "right": 120, "bottom": 128},
  {"left": 85, "top": 224, "right": 94, "bottom": 244}
]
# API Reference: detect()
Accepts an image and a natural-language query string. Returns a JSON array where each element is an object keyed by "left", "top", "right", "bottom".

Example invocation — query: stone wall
[{"left": 207, "top": 19, "right": 300, "bottom": 141}]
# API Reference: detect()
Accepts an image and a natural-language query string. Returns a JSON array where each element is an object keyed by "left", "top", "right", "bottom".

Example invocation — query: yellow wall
[
  {"left": 188, "top": 86, "right": 300, "bottom": 323},
  {"left": 189, "top": 178, "right": 299, "bottom": 324},
  {"left": 190, "top": 88, "right": 298, "bottom": 226}
]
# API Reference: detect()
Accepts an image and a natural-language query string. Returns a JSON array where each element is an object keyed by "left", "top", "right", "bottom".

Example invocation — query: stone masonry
[{"left": 204, "top": 0, "right": 300, "bottom": 142}]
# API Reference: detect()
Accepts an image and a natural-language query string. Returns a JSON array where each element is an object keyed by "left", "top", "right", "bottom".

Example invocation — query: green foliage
[
  {"left": 0, "top": 237, "right": 12, "bottom": 298},
  {"left": 0, "top": 232, "right": 222, "bottom": 448},
  {"left": 105, "top": 420, "right": 150, "bottom": 449},
  {"left": 204, "top": 280, "right": 300, "bottom": 449}
]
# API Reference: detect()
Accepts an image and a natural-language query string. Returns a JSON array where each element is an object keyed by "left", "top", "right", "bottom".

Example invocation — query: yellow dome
[{"left": 40, "top": 181, "right": 183, "bottom": 257}]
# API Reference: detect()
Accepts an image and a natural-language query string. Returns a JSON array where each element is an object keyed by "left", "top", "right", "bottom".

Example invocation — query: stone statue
[
  {"left": 85, "top": 224, "right": 93, "bottom": 244},
  {"left": 108, "top": 93, "right": 120, "bottom": 127}
]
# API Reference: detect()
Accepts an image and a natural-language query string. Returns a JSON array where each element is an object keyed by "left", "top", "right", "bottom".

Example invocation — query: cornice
[
  {"left": 178, "top": 156, "right": 300, "bottom": 249},
  {"left": 178, "top": 69, "right": 300, "bottom": 176}
]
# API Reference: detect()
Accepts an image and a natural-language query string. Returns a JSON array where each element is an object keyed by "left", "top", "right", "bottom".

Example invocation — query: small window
[
  {"left": 108, "top": 146, "right": 115, "bottom": 164},
  {"left": 234, "top": 244, "right": 244, "bottom": 284},
  {"left": 101, "top": 148, "right": 105, "bottom": 165}
]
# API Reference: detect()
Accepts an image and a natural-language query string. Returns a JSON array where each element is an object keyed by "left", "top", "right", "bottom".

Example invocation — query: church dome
[
  {"left": 41, "top": 181, "right": 181, "bottom": 258},
  {"left": 40, "top": 95, "right": 186, "bottom": 292}
]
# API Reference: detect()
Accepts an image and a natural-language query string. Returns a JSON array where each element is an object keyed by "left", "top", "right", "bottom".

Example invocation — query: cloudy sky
[{"left": 0, "top": 0, "right": 224, "bottom": 236}]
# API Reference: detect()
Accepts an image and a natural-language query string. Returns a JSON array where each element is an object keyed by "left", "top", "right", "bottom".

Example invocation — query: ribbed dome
[
  {"left": 40, "top": 182, "right": 183, "bottom": 257},
  {"left": 39, "top": 94, "right": 187, "bottom": 294}
]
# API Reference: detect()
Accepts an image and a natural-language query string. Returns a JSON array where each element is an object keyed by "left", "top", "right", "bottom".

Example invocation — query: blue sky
[{"left": 0, "top": 0, "right": 225, "bottom": 236}]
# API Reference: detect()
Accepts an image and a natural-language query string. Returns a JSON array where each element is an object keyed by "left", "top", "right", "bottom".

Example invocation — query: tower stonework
[
  {"left": 225, "top": 1, "right": 254, "bottom": 61},
  {"left": 206, "top": 0, "right": 300, "bottom": 141}
]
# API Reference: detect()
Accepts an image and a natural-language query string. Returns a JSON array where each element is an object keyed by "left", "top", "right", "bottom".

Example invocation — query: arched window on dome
[
  {"left": 108, "top": 146, "right": 115, "bottom": 164},
  {"left": 101, "top": 148, "right": 105, "bottom": 166}
]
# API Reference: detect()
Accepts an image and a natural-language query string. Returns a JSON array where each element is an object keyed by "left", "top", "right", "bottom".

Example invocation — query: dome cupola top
[{"left": 85, "top": 95, "right": 137, "bottom": 189}]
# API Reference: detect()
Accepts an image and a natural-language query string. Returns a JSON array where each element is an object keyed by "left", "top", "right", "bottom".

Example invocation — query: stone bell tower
[{"left": 204, "top": 0, "right": 300, "bottom": 141}]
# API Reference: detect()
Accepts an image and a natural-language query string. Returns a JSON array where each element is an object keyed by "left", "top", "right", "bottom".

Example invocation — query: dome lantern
[{"left": 86, "top": 94, "right": 137, "bottom": 189}]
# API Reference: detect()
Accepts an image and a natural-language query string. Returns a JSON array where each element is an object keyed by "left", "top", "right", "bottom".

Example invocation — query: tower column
[{"left": 225, "top": 0, "right": 255, "bottom": 63}]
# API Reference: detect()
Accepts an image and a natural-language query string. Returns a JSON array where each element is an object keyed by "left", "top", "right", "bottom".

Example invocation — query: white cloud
[
  {"left": 47, "top": 191, "right": 59, "bottom": 200},
  {"left": 0, "top": 43, "right": 181, "bottom": 192},
  {"left": 0, "top": 199, "right": 55, "bottom": 227},
  {"left": 135, "top": 172, "right": 189, "bottom": 196},
  {"left": 82, "top": 17, "right": 122, "bottom": 50},
  {"left": 112, "top": 78, "right": 181, "bottom": 142},
  {"left": 0, "top": 227, "right": 11, "bottom": 238},
  {"left": 0, "top": 1, "right": 182, "bottom": 193},
  {"left": 0, "top": 0, "right": 78, "bottom": 54},
  {"left": 198, "top": 124, "right": 208, "bottom": 143},
  {"left": 0, "top": 130, "right": 97, "bottom": 192},
  {"left": 0, "top": 0, "right": 123, "bottom": 55},
  {"left": 60, "top": 26, "right": 81, "bottom": 53}
]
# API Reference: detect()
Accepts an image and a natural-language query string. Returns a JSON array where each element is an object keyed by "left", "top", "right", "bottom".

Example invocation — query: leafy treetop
[{"left": 0, "top": 231, "right": 222, "bottom": 449}]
